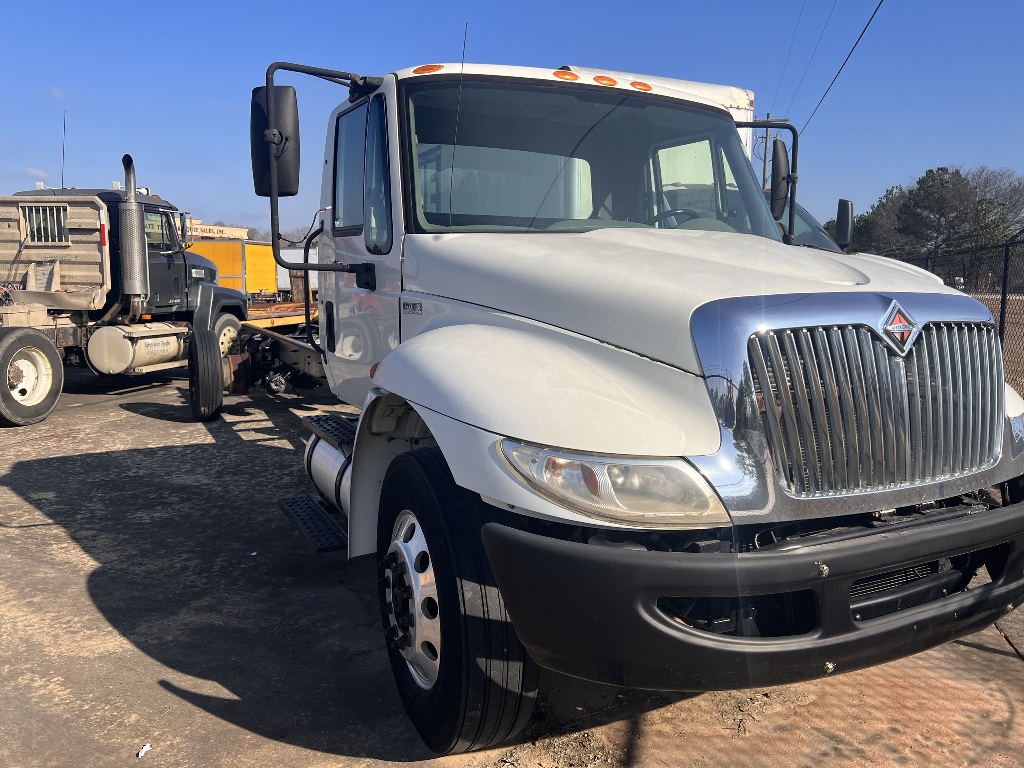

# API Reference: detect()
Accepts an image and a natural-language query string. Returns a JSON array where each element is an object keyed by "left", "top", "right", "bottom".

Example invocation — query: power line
[
  {"left": 784, "top": 0, "right": 839, "bottom": 117},
  {"left": 769, "top": 0, "right": 807, "bottom": 112},
  {"left": 801, "top": 0, "right": 885, "bottom": 135}
]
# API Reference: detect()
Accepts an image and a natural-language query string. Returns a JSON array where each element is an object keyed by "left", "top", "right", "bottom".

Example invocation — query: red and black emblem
[{"left": 882, "top": 302, "right": 917, "bottom": 354}]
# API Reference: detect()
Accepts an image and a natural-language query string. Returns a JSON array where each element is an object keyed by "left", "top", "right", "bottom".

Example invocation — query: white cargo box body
[{"left": 0, "top": 195, "right": 110, "bottom": 310}]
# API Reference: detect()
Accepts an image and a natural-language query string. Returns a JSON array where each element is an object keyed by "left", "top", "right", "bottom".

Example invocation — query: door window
[
  {"left": 364, "top": 95, "right": 393, "bottom": 254},
  {"left": 333, "top": 102, "right": 369, "bottom": 232},
  {"left": 143, "top": 211, "right": 176, "bottom": 250}
]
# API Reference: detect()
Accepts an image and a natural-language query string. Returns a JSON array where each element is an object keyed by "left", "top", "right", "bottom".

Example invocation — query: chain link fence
[{"left": 900, "top": 235, "right": 1024, "bottom": 394}]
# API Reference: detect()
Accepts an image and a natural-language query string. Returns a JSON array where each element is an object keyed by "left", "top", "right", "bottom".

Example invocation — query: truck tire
[
  {"left": 0, "top": 327, "right": 64, "bottom": 427},
  {"left": 213, "top": 312, "right": 242, "bottom": 356},
  {"left": 377, "top": 447, "right": 537, "bottom": 754},
  {"left": 188, "top": 329, "right": 223, "bottom": 421}
]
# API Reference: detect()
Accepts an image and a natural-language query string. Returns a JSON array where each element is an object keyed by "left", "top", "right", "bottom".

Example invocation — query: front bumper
[{"left": 481, "top": 504, "right": 1024, "bottom": 691}]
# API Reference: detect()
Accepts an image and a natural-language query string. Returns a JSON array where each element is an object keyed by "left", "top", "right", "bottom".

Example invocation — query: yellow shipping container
[{"left": 189, "top": 240, "right": 277, "bottom": 297}]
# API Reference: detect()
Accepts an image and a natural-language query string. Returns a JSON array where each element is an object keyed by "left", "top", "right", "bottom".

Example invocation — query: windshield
[
  {"left": 403, "top": 78, "right": 780, "bottom": 240},
  {"left": 765, "top": 191, "right": 843, "bottom": 253}
]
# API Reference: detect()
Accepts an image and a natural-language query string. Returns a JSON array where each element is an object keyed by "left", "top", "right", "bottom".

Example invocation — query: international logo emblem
[{"left": 882, "top": 301, "right": 917, "bottom": 354}]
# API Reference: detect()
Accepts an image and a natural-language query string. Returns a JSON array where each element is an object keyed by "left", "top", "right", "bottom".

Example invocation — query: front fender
[
  {"left": 372, "top": 323, "right": 720, "bottom": 458},
  {"left": 189, "top": 283, "right": 248, "bottom": 331}
]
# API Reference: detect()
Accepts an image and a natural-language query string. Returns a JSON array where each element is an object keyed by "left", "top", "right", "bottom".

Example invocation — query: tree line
[{"left": 826, "top": 166, "right": 1024, "bottom": 261}]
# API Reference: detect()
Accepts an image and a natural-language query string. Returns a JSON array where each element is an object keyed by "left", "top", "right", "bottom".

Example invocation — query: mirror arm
[
  {"left": 736, "top": 120, "right": 799, "bottom": 245},
  {"left": 262, "top": 62, "right": 382, "bottom": 276}
]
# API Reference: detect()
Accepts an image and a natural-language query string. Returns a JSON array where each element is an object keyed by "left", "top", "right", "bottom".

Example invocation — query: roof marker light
[
  {"left": 630, "top": 81, "right": 652, "bottom": 92},
  {"left": 593, "top": 75, "right": 617, "bottom": 86},
  {"left": 413, "top": 64, "right": 444, "bottom": 74},
  {"left": 553, "top": 70, "right": 579, "bottom": 81}
]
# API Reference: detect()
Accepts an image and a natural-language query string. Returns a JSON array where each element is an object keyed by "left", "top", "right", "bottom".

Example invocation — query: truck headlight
[{"left": 500, "top": 440, "right": 731, "bottom": 528}]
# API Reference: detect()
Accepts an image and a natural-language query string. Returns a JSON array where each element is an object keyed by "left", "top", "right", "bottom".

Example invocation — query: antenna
[
  {"left": 448, "top": 22, "right": 468, "bottom": 230},
  {"left": 61, "top": 111, "right": 66, "bottom": 189}
]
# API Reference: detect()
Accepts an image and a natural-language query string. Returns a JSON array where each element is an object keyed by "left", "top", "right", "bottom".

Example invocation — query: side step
[
  {"left": 279, "top": 494, "right": 348, "bottom": 554},
  {"left": 303, "top": 413, "right": 358, "bottom": 456}
]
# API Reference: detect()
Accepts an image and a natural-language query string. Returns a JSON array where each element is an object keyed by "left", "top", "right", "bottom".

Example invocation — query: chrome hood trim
[{"left": 686, "top": 291, "right": 1024, "bottom": 524}]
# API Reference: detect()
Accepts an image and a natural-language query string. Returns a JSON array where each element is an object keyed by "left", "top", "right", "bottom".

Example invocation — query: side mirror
[
  {"left": 834, "top": 199, "right": 853, "bottom": 251},
  {"left": 251, "top": 85, "right": 300, "bottom": 197},
  {"left": 769, "top": 138, "right": 789, "bottom": 222},
  {"left": 178, "top": 212, "right": 193, "bottom": 248}
]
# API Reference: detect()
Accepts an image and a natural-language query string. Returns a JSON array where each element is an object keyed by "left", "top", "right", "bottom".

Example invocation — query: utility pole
[{"left": 762, "top": 112, "right": 771, "bottom": 190}]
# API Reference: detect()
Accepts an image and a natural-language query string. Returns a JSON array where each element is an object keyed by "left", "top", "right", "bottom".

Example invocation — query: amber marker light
[
  {"left": 369, "top": 362, "right": 380, "bottom": 378},
  {"left": 630, "top": 81, "right": 652, "bottom": 92},
  {"left": 593, "top": 75, "right": 617, "bottom": 86},
  {"left": 412, "top": 64, "right": 444, "bottom": 74},
  {"left": 553, "top": 70, "right": 579, "bottom": 81}
]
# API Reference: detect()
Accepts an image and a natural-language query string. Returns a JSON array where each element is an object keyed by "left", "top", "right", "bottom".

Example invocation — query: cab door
[
  {"left": 318, "top": 80, "right": 402, "bottom": 406},
  {"left": 144, "top": 208, "right": 187, "bottom": 312}
]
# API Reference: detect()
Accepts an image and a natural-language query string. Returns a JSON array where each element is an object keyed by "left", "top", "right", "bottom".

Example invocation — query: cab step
[
  {"left": 303, "top": 413, "right": 358, "bottom": 457},
  {"left": 279, "top": 494, "right": 348, "bottom": 554}
]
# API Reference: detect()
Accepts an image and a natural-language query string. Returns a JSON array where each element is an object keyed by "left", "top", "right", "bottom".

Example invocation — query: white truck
[{"left": 188, "top": 62, "right": 1024, "bottom": 754}]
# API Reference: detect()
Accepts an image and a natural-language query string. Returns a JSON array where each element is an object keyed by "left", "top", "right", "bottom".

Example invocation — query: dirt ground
[{"left": 1, "top": 368, "right": 1023, "bottom": 768}]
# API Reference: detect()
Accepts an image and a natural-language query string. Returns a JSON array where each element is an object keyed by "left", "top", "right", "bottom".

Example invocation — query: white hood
[{"left": 402, "top": 228, "right": 966, "bottom": 374}]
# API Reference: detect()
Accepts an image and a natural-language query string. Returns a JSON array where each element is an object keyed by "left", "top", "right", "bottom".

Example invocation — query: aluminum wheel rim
[
  {"left": 7, "top": 347, "right": 52, "bottom": 407},
  {"left": 383, "top": 510, "right": 441, "bottom": 689}
]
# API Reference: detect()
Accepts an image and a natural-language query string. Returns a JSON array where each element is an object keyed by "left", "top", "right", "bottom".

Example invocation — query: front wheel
[
  {"left": 378, "top": 447, "right": 537, "bottom": 754},
  {"left": 213, "top": 312, "right": 242, "bottom": 356},
  {"left": 187, "top": 329, "right": 223, "bottom": 421},
  {"left": 0, "top": 327, "right": 64, "bottom": 427}
]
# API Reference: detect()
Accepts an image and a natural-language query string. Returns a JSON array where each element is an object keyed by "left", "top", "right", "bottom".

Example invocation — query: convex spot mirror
[
  {"left": 770, "top": 137, "right": 790, "bottom": 222},
  {"left": 835, "top": 199, "right": 853, "bottom": 250},
  {"left": 251, "top": 85, "right": 300, "bottom": 197}
]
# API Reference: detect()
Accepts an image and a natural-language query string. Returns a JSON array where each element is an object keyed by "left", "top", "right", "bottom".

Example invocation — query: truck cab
[{"left": 235, "top": 61, "right": 1024, "bottom": 754}]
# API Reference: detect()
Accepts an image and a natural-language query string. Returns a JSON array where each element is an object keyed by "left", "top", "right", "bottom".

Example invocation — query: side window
[
  {"left": 143, "top": 211, "right": 174, "bottom": 250},
  {"left": 364, "top": 95, "right": 393, "bottom": 254},
  {"left": 333, "top": 102, "right": 368, "bottom": 231},
  {"left": 657, "top": 140, "right": 715, "bottom": 213}
]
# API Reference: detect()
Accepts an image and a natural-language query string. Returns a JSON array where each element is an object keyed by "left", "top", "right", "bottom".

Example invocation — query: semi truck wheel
[
  {"left": 188, "top": 329, "right": 223, "bottom": 421},
  {"left": 0, "top": 327, "right": 64, "bottom": 427},
  {"left": 213, "top": 313, "right": 242, "bottom": 356},
  {"left": 377, "top": 447, "right": 537, "bottom": 754}
]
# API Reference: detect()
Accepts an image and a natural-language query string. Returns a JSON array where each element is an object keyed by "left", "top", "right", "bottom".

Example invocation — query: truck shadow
[{"left": 1, "top": 386, "right": 691, "bottom": 761}]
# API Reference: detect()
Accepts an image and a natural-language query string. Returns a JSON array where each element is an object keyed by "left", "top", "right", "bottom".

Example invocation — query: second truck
[
  {"left": 188, "top": 61, "right": 1024, "bottom": 754},
  {"left": 0, "top": 155, "right": 246, "bottom": 426}
]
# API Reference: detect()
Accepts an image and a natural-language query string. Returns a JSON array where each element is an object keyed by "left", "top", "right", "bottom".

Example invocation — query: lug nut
[
  {"left": 394, "top": 585, "right": 412, "bottom": 599},
  {"left": 379, "top": 575, "right": 391, "bottom": 589},
  {"left": 392, "top": 561, "right": 407, "bottom": 576},
  {"left": 397, "top": 633, "right": 412, "bottom": 649},
  {"left": 384, "top": 552, "right": 398, "bottom": 567},
  {"left": 398, "top": 613, "right": 414, "bottom": 629}
]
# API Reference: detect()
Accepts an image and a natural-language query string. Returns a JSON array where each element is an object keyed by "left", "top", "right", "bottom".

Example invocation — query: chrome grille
[{"left": 748, "top": 322, "right": 1004, "bottom": 497}]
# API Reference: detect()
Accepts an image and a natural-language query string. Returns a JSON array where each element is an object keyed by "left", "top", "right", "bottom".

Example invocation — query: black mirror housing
[
  {"left": 835, "top": 199, "right": 854, "bottom": 250},
  {"left": 251, "top": 85, "right": 300, "bottom": 197},
  {"left": 770, "top": 138, "right": 789, "bottom": 222}
]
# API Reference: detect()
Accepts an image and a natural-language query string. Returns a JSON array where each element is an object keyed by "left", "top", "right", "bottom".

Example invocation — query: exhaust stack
[{"left": 118, "top": 154, "right": 149, "bottom": 319}]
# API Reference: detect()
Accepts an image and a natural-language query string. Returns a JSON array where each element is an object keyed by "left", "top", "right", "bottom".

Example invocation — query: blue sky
[{"left": 1, "top": 1, "right": 1021, "bottom": 231}]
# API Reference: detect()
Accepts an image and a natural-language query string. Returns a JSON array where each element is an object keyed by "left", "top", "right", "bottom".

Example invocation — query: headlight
[{"left": 500, "top": 440, "right": 730, "bottom": 529}]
